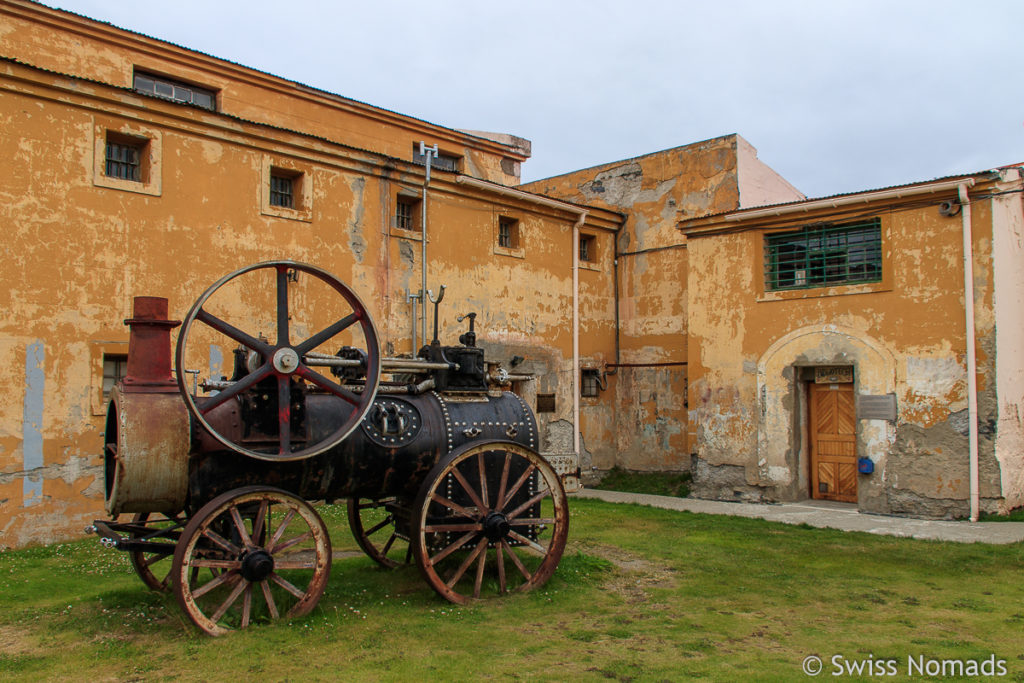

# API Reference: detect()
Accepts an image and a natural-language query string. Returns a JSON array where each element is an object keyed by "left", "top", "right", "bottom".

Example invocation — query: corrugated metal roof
[{"left": 699, "top": 171, "right": 1007, "bottom": 222}]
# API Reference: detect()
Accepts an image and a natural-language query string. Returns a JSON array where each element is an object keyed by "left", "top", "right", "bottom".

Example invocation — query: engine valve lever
[
  {"left": 427, "top": 285, "right": 446, "bottom": 345},
  {"left": 457, "top": 312, "right": 477, "bottom": 347}
]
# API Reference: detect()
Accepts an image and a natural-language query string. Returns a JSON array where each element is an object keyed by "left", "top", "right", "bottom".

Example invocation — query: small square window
[
  {"left": 103, "top": 354, "right": 128, "bottom": 401},
  {"left": 261, "top": 159, "right": 312, "bottom": 221},
  {"left": 498, "top": 217, "right": 519, "bottom": 249},
  {"left": 105, "top": 133, "right": 147, "bottom": 182},
  {"left": 581, "top": 368, "right": 603, "bottom": 397},
  {"left": 537, "top": 393, "right": 556, "bottom": 413},
  {"left": 395, "top": 196, "right": 421, "bottom": 231},
  {"left": 270, "top": 173, "right": 294, "bottom": 208},
  {"left": 579, "top": 234, "right": 596, "bottom": 262}
]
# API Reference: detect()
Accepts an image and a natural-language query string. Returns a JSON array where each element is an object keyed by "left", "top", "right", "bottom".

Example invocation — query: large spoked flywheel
[{"left": 175, "top": 260, "right": 381, "bottom": 461}]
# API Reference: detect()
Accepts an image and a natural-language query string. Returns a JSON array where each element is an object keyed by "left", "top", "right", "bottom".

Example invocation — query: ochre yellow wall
[
  {"left": 684, "top": 194, "right": 1004, "bottom": 516},
  {"left": 0, "top": 0, "right": 526, "bottom": 186},
  {"left": 520, "top": 136, "right": 749, "bottom": 472},
  {"left": 0, "top": 56, "right": 618, "bottom": 547}
]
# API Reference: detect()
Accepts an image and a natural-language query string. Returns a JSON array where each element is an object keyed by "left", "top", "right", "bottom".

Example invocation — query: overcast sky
[{"left": 47, "top": 0, "right": 1024, "bottom": 199}]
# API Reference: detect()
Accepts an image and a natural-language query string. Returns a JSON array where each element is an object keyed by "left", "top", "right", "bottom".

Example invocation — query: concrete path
[{"left": 573, "top": 488, "right": 1024, "bottom": 544}]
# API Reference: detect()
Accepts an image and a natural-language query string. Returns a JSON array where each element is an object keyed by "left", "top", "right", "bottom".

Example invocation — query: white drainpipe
[
  {"left": 453, "top": 175, "right": 588, "bottom": 460},
  {"left": 959, "top": 182, "right": 980, "bottom": 521}
]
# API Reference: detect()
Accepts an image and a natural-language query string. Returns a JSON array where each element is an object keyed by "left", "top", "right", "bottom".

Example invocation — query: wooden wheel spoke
[
  {"left": 430, "top": 492, "right": 479, "bottom": 520},
  {"left": 241, "top": 584, "right": 253, "bottom": 629},
  {"left": 252, "top": 500, "right": 269, "bottom": 545},
  {"left": 142, "top": 553, "right": 164, "bottom": 568},
  {"left": 505, "top": 489, "right": 549, "bottom": 521},
  {"left": 429, "top": 530, "right": 480, "bottom": 566},
  {"left": 268, "top": 508, "right": 297, "bottom": 549},
  {"left": 473, "top": 540, "right": 488, "bottom": 599},
  {"left": 498, "top": 464, "right": 537, "bottom": 513},
  {"left": 506, "top": 529, "right": 548, "bottom": 556},
  {"left": 273, "top": 559, "right": 317, "bottom": 570},
  {"left": 477, "top": 452, "right": 489, "bottom": 508},
  {"left": 261, "top": 580, "right": 279, "bottom": 619},
  {"left": 364, "top": 515, "right": 394, "bottom": 537},
  {"left": 423, "top": 522, "right": 483, "bottom": 533},
  {"left": 211, "top": 577, "right": 248, "bottom": 623},
  {"left": 229, "top": 507, "right": 254, "bottom": 548},
  {"left": 500, "top": 539, "right": 533, "bottom": 581},
  {"left": 446, "top": 537, "right": 488, "bottom": 589},
  {"left": 271, "top": 530, "right": 312, "bottom": 554},
  {"left": 450, "top": 468, "right": 486, "bottom": 511},
  {"left": 508, "top": 517, "right": 556, "bottom": 526},
  {"left": 495, "top": 453, "right": 512, "bottom": 510},
  {"left": 270, "top": 572, "right": 306, "bottom": 599},
  {"left": 381, "top": 534, "right": 398, "bottom": 555},
  {"left": 496, "top": 543, "right": 507, "bottom": 594},
  {"left": 190, "top": 558, "right": 242, "bottom": 569},
  {"left": 202, "top": 528, "right": 240, "bottom": 555},
  {"left": 191, "top": 568, "right": 239, "bottom": 599}
]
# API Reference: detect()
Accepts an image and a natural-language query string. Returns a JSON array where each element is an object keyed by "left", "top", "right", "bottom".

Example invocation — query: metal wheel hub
[
  {"left": 483, "top": 511, "right": 511, "bottom": 542},
  {"left": 240, "top": 549, "right": 274, "bottom": 582}
]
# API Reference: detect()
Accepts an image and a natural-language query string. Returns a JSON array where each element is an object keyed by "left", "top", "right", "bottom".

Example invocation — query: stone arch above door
[{"left": 753, "top": 324, "right": 898, "bottom": 500}]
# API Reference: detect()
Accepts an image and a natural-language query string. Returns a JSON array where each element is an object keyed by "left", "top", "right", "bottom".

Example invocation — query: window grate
[
  {"left": 764, "top": 219, "right": 881, "bottom": 291},
  {"left": 105, "top": 141, "right": 142, "bottom": 181},
  {"left": 270, "top": 174, "right": 294, "bottom": 208},
  {"left": 396, "top": 198, "right": 416, "bottom": 230}
]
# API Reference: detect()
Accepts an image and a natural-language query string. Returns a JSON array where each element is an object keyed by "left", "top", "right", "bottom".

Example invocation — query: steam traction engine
[{"left": 89, "top": 260, "right": 573, "bottom": 636}]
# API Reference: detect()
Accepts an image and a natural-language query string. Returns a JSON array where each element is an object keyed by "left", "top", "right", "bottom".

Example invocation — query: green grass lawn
[
  {"left": 2, "top": 499, "right": 1023, "bottom": 681},
  {"left": 592, "top": 467, "right": 691, "bottom": 498}
]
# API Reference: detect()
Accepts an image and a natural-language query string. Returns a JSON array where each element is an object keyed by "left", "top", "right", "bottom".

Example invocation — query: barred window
[
  {"left": 396, "top": 197, "right": 418, "bottom": 231},
  {"left": 269, "top": 173, "right": 294, "bottom": 208},
  {"left": 105, "top": 136, "right": 144, "bottom": 181},
  {"left": 764, "top": 219, "right": 882, "bottom": 291}
]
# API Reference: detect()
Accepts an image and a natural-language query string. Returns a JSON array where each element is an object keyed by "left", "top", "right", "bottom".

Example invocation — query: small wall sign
[
  {"left": 858, "top": 393, "right": 897, "bottom": 421},
  {"left": 814, "top": 366, "right": 854, "bottom": 384}
]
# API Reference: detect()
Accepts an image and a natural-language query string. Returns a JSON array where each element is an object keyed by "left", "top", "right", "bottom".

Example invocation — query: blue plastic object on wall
[{"left": 858, "top": 457, "right": 874, "bottom": 474}]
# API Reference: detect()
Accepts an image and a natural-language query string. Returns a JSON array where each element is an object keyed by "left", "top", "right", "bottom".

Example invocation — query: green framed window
[{"left": 764, "top": 218, "right": 881, "bottom": 291}]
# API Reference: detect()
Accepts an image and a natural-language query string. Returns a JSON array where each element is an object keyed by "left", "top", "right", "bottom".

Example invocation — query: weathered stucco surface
[
  {"left": 0, "top": 35, "right": 620, "bottom": 546},
  {"left": 684, "top": 176, "right": 1017, "bottom": 517}
]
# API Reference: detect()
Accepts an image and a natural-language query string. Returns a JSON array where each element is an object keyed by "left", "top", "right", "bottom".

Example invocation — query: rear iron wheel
[
  {"left": 171, "top": 486, "right": 331, "bottom": 636},
  {"left": 347, "top": 497, "right": 411, "bottom": 569},
  {"left": 128, "top": 511, "right": 184, "bottom": 592},
  {"left": 412, "top": 441, "right": 569, "bottom": 605}
]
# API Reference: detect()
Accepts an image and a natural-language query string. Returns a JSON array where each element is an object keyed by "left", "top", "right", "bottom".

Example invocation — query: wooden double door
[{"left": 808, "top": 382, "right": 857, "bottom": 503}]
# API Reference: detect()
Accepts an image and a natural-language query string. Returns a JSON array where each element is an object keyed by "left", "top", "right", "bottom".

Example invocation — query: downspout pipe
[
  {"left": 453, "top": 175, "right": 590, "bottom": 460},
  {"left": 959, "top": 182, "right": 980, "bottom": 521}
]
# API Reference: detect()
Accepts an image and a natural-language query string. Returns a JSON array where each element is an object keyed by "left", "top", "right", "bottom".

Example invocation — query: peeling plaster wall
[
  {"left": 520, "top": 136, "right": 746, "bottom": 473},
  {"left": 0, "top": 1, "right": 526, "bottom": 185},
  {"left": 0, "top": 60, "right": 619, "bottom": 547},
  {"left": 991, "top": 170, "right": 1024, "bottom": 511},
  {"left": 685, "top": 189, "right": 1012, "bottom": 518}
]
